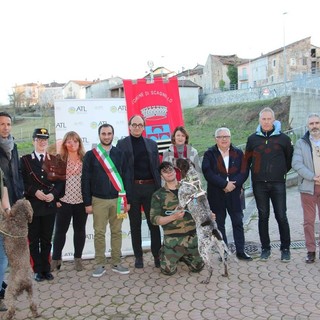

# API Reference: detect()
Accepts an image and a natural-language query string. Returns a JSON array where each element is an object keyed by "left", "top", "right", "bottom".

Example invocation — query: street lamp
[
  {"left": 283, "top": 12, "right": 287, "bottom": 95},
  {"left": 147, "top": 60, "right": 154, "bottom": 82}
]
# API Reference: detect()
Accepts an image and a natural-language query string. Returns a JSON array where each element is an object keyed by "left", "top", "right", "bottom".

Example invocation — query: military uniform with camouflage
[{"left": 150, "top": 161, "right": 204, "bottom": 276}]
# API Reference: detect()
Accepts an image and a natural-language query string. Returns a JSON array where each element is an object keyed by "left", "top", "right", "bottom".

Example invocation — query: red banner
[{"left": 123, "top": 77, "right": 184, "bottom": 143}]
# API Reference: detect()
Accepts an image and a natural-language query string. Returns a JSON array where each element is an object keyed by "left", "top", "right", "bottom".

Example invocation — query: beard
[
  {"left": 311, "top": 128, "right": 320, "bottom": 137},
  {"left": 100, "top": 140, "right": 112, "bottom": 147}
]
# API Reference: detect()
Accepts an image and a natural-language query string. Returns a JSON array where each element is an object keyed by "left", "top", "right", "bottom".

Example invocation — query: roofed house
[
  {"left": 63, "top": 80, "right": 94, "bottom": 99},
  {"left": 203, "top": 54, "right": 246, "bottom": 94}
]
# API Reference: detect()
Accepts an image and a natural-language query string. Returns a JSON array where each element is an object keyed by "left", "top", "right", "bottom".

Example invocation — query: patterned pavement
[{"left": 4, "top": 185, "right": 320, "bottom": 320}]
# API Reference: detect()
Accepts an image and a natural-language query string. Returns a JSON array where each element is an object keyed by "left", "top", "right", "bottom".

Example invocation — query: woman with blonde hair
[{"left": 51, "top": 131, "right": 87, "bottom": 272}]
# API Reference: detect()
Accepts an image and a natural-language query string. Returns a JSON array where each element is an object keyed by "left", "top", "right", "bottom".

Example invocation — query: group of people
[{"left": 0, "top": 107, "right": 319, "bottom": 310}]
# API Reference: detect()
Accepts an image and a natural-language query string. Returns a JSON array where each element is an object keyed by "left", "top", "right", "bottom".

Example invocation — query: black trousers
[
  {"left": 52, "top": 202, "right": 87, "bottom": 260},
  {"left": 128, "top": 183, "right": 161, "bottom": 259},
  {"left": 28, "top": 213, "right": 56, "bottom": 273}
]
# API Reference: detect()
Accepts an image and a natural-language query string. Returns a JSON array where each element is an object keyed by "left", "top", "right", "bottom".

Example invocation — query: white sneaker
[
  {"left": 112, "top": 264, "right": 130, "bottom": 275},
  {"left": 92, "top": 266, "right": 106, "bottom": 278}
]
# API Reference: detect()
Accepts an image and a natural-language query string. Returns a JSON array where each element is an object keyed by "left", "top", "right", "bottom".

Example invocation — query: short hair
[
  {"left": 171, "top": 126, "right": 189, "bottom": 144},
  {"left": 98, "top": 123, "right": 114, "bottom": 135},
  {"left": 0, "top": 112, "right": 12, "bottom": 120},
  {"left": 306, "top": 113, "right": 320, "bottom": 124},
  {"left": 158, "top": 161, "right": 174, "bottom": 173},
  {"left": 128, "top": 115, "right": 145, "bottom": 126},
  {"left": 215, "top": 127, "right": 231, "bottom": 138},
  {"left": 259, "top": 107, "right": 275, "bottom": 119}
]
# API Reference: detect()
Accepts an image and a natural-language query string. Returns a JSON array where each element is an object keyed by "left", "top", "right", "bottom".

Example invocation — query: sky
[{"left": 0, "top": 0, "right": 318, "bottom": 104}]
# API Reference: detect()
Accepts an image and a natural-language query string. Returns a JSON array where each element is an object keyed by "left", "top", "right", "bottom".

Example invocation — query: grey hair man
[{"left": 292, "top": 113, "right": 320, "bottom": 263}]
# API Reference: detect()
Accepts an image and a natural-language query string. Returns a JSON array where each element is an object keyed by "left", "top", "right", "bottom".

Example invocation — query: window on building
[
  {"left": 290, "top": 58, "right": 296, "bottom": 66},
  {"left": 302, "top": 57, "right": 307, "bottom": 65},
  {"left": 311, "top": 48, "right": 316, "bottom": 58},
  {"left": 272, "top": 59, "right": 276, "bottom": 67}
]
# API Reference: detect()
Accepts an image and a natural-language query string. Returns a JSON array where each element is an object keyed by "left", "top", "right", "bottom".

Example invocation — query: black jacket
[
  {"left": 245, "top": 127, "right": 293, "bottom": 182},
  {"left": 202, "top": 144, "right": 248, "bottom": 212},
  {"left": 116, "top": 136, "right": 161, "bottom": 189},
  {"left": 0, "top": 143, "right": 24, "bottom": 205},
  {"left": 21, "top": 152, "right": 64, "bottom": 216},
  {"left": 81, "top": 146, "right": 132, "bottom": 206}
]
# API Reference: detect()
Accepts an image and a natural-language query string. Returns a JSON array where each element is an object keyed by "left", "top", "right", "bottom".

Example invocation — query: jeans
[
  {"left": 0, "top": 235, "right": 8, "bottom": 286},
  {"left": 253, "top": 181, "right": 291, "bottom": 251}
]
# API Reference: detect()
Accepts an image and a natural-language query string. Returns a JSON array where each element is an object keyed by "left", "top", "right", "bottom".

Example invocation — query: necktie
[{"left": 39, "top": 154, "right": 44, "bottom": 165}]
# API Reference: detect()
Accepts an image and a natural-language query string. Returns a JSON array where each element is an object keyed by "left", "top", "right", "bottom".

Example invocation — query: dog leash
[
  {"left": 0, "top": 228, "right": 27, "bottom": 238},
  {"left": 165, "top": 209, "right": 191, "bottom": 216}
]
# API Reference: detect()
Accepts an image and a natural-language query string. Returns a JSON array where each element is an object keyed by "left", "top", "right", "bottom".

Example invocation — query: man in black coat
[
  {"left": 202, "top": 127, "right": 252, "bottom": 261},
  {"left": 0, "top": 112, "right": 24, "bottom": 310},
  {"left": 116, "top": 115, "right": 161, "bottom": 269},
  {"left": 245, "top": 107, "right": 293, "bottom": 262}
]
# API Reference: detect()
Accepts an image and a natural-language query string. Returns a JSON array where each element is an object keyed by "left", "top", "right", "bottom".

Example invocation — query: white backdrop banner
[{"left": 54, "top": 99, "right": 151, "bottom": 261}]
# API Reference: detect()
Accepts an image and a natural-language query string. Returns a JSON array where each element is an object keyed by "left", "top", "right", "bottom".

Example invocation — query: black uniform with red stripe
[{"left": 21, "top": 152, "right": 65, "bottom": 274}]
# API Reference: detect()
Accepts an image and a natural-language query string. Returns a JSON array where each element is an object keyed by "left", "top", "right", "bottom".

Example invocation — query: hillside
[
  {"left": 184, "top": 97, "right": 291, "bottom": 155},
  {"left": 9, "top": 96, "right": 290, "bottom": 156}
]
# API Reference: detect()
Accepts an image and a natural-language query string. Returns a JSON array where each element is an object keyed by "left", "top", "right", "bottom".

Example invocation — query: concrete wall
[
  {"left": 289, "top": 88, "right": 320, "bottom": 128},
  {"left": 202, "top": 74, "right": 320, "bottom": 117}
]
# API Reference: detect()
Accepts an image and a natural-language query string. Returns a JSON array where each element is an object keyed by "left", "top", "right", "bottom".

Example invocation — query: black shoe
[
  {"left": 305, "top": 251, "right": 315, "bottom": 264},
  {"left": 154, "top": 257, "right": 160, "bottom": 268},
  {"left": 34, "top": 273, "right": 44, "bottom": 282},
  {"left": 43, "top": 272, "right": 54, "bottom": 281},
  {"left": 236, "top": 252, "right": 253, "bottom": 261},
  {"left": 135, "top": 257, "right": 144, "bottom": 268}
]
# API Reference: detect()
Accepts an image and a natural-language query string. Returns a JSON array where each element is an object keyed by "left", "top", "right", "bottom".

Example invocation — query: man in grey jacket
[{"left": 292, "top": 113, "right": 320, "bottom": 263}]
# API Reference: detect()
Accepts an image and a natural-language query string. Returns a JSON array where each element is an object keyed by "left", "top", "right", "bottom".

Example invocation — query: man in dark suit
[
  {"left": 116, "top": 115, "right": 161, "bottom": 268},
  {"left": 21, "top": 128, "right": 64, "bottom": 282},
  {"left": 202, "top": 127, "right": 252, "bottom": 261}
]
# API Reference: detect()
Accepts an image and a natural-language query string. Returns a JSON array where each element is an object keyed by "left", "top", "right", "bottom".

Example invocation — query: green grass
[
  {"left": 11, "top": 97, "right": 290, "bottom": 156},
  {"left": 184, "top": 97, "right": 290, "bottom": 155}
]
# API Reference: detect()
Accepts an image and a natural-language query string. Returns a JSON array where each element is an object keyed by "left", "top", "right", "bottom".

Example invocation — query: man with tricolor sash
[{"left": 82, "top": 124, "right": 131, "bottom": 277}]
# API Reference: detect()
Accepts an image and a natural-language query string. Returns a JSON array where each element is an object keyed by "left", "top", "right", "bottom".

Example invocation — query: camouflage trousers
[{"left": 160, "top": 233, "right": 204, "bottom": 276}]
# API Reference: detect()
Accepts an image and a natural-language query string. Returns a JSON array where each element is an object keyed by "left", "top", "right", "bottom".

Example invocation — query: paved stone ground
[{"left": 3, "top": 185, "right": 320, "bottom": 320}]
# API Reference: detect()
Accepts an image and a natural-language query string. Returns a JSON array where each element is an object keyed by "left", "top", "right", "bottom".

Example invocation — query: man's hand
[{"left": 85, "top": 205, "right": 93, "bottom": 214}]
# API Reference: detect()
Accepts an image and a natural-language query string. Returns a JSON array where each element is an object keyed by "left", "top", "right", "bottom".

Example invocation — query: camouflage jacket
[{"left": 150, "top": 183, "right": 196, "bottom": 236}]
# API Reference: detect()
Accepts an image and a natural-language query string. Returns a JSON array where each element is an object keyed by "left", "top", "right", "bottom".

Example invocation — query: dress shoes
[
  {"left": 305, "top": 251, "right": 315, "bottom": 264},
  {"left": 134, "top": 257, "right": 144, "bottom": 268},
  {"left": 34, "top": 273, "right": 44, "bottom": 282},
  {"left": 236, "top": 252, "right": 253, "bottom": 261},
  {"left": 154, "top": 257, "right": 160, "bottom": 268},
  {"left": 43, "top": 272, "right": 54, "bottom": 281}
]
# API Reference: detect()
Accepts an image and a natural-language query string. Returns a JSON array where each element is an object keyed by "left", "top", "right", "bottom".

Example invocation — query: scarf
[{"left": 0, "top": 135, "right": 14, "bottom": 160}]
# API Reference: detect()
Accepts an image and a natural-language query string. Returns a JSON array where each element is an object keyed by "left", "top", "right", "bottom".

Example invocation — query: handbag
[{"left": 42, "top": 154, "right": 67, "bottom": 182}]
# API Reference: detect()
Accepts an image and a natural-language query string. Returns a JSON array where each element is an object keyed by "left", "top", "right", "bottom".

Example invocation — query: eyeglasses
[
  {"left": 161, "top": 167, "right": 174, "bottom": 174},
  {"left": 216, "top": 136, "right": 231, "bottom": 139},
  {"left": 131, "top": 123, "right": 144, "bottom": 129}
]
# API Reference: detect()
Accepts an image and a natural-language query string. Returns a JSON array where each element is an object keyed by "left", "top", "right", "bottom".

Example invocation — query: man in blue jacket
[
  {"left": 245, "top": 107, "right": 293, "bottom": 262},
  {"left": 202, "top": 127, "right": 252, "bottom": 261}
]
